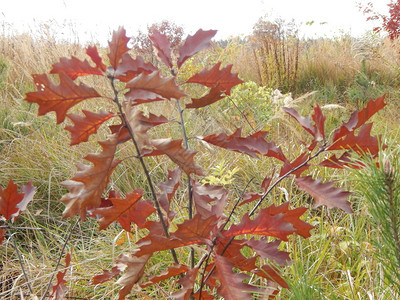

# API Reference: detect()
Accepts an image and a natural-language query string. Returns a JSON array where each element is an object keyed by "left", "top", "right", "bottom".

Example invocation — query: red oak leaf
[
  {"left": 108, "top": 27, "right": 130, "bottom": 70},
  {"left": 86, "top": 45, "right": 107, "bottom": 72},
  {"left": 171, "top": 267, "right": 199, "bottom": 299},
  {"left": 333, "top": 95, "right": 386, "bottom": 141},
  {"left": 115, "top": 54, "right": 157, "bottom": 82},
  {"left": 244, "top": 238, "right": 291, "bottom": 265},
  {"left": 203, "top": 128, "right": 286, "bottom": 161},
  {"left": 25, "top": 73, "right": 101, "bottom": 124},
  {"left": 116, "top": 251, "right": 151, "bottom": 300},
  {"left": 0, "top": 229, "right": 5, "bottom": 245},
  {"left": 149, "top": 30, "right": 173, "bottom": 68},
  {"left": 295, "top": 176, "right": 353, "bottom": 213},
  {"left": 0, "top": 180, "right": 36, "bottom": 222},
  {"left": 50, "top": 56, "right": 104, "bottom": 79},
  {"left": 139, "top": 264, "right": 189, "bottom": 288},
  {"left": 224, "top": 202, "right": 313, "bottom": 241},
  {"left": 185, "top": 86, "right": 225, "bottom": 108},
  {"left": 192, "top": 182, "right": 228, "bottom": 219},
  {"left": 65, "top": 110, "right": 114, "bottom": 145},
  {"left": 94, "top": 190, "right": 156, "bottom": 231},
  {"left": 240, "top": 176, "right": 273, "bottom": 206},
  {"left": 186, "top": 62, "right": 243, "bottom": 94},
  {"left": 92, "top": 266, "right": 121, "bottom": 285},
  {"left": 152, "top": 138, "right": 204, "bottom": 176},
  {"left": 157, "top": 167, "right": 181, "bottom": 219},
  {"left": 327, "top": 123, "right": 381, "bottom": 155},
  {"left": 125, "top": 71, "right": 186, "bottom": 105},
  {"left": 177, "top": 29, "right": 217, "bottom": 68},
  {"left": 51, "top": 253, "right": 71, "bottom": 299},
  {"left": 283, "top": 105, "right": 325, "bottom": 143},
  {"left": 136, "top": 214, "right": 219, "bottom": 256},
  {"left": 214, "top": 255, "right": 258, "bottom": 299},
  {"left": 319, "top": 152, "right": 363, "bottom": 169},
  {"left": 61, "top": 134, "right": 121, "bottom": 220},
  {"left": 279, "top": 152, "right": 310, "bottom": 177},
  {"left": 253, "top": 264, "right": 289, "bottom": 289}
]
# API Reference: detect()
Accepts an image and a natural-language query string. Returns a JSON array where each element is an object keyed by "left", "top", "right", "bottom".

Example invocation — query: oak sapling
[{"left": 21, "top": 26, "right": 387, "bottom": 299}]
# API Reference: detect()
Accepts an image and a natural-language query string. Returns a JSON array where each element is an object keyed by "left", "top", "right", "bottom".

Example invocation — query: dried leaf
[
  {"left": 61, "top": 134, "right": 121, "bottom": 220},
  {"left": 139, "top": 264, "right": 189, "bottom": 288},
  {"left": 295, "top": 176, "right": 353, "bottom": 213},
  {"left": 157, "top": 167, "right": 181, "bottom": 219},
  {"left": 94, "top": 190, "right": 156, "bottom": 230},
  {"left": 50, "top": 56, "right": 104, "bottom": 79},
  {"left": 177, "top": 29, "right": 217, "bottom": 68},
  {"left": 116, "top": 252, "right": 151, "bottom": 300},
  {"left": 149, "top": 30, "right": 173, "bottom": 68},
  {"left": 203, "top": 128, "right": 286, "bottom": 161},
  {"left": 185, "top": 86, "right": 225, "bottom": 108},
  {"left": 92, "top": 266, "right": 121, "bottom": 285},
  {"left": 125, "top": 71, "right": 186, "bottom": 105},
  {"left": 86, "top": 45, "right": 107, "bottom": 72},
  {"left": 171, "top": 267, "right": 199, "bottom": 299},
  {"left": 25, "top": 73, "right": 101, "bottom": 124},
  {"left": 65, "top": 110, "right": 114, "bottom": 145},
  {"left": 192, "top": 182, "right": 228, "bottom": 219},
  {"left": 0, "top": 180, "right": 35, "bottom": 222},
  {"left": 51, "top": 253, "right": 71, "bottom": 299},
  {"left": 108, "top": 27, "right": 130, "bottom": 70},
  {"left": 115, "top": 54, "right": 157, "bottom": 82},
  {"left": 244, "top": 238, "right": 290, "bottom": 265},
  {"left": 152, "top": 138, "right": 204, "bottom": 176}
]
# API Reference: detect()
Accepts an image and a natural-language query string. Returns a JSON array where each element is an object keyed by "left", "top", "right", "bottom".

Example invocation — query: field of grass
[{"left": 0, "top": 23, "right": 399, "bottom": 299}]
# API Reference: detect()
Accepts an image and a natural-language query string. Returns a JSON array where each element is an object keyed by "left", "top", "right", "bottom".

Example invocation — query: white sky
[{"left": 0, "top": 0, "right": 391, "bottom": 43}]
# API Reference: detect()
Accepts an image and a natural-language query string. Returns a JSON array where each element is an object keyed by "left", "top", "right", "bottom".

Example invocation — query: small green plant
[{"left": 202, "top": 160, "right": 239, "bottom": 186}]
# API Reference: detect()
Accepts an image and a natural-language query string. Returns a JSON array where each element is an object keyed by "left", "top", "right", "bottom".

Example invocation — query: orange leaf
[
  {"left": 94, "top": 190, "right": 156, "bottom": 231},
  {"left": 0, "top": 180, "right": 36, "bottom": 222},
  {"left": 86, "top": 45, "right": 107, "bottom": 72},
  {"left": 171, "top": 267, "right": 199, "bottom": 299},
  {"left": 25, "top": 73, "right": 101, "bottom": 124},
  {"left": 115, "top": 54, "right": 157, "bottom": 82},
  {"left": 61, "top": 134, "right": 121, "bottom": 220},
  {"left": 152, "top": 138, "right": 204, "bottom": 176},
  {"left": 65, "top": 110, "right": 114, "bottom": 145},
  {"left": 185, "top": 86, "right": 225, "bottom": 108},
  {"left": 295, "top": 176, "right": 353, "bottom": 213},
  {"left": 139, "top": 264, "right": 189, "bottom": 288},
  {"left": 92, "top": 266, "right": 121, "bottom": 285}
]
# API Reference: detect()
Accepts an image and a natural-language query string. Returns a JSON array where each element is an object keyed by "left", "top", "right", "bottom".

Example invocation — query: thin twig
[
  {"left": 109, "top": 76, "right": 179, "bottom": 264},
  {"left": 40, "top": 217, "right": 79, "bottom": 300},
  {"left": 8, "top": 232, "right": 33, "bottom": 294}
]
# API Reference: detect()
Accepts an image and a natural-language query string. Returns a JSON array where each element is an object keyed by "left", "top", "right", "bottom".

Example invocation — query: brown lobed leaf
[
  {"left": 214, "top": 255, "right": 258, "bottom": 299},
  {"left": 108, "top": 27, "right": 131, "bottom": 70},
  {"left": 149, "top": 30, "right": 173, "bottom": 68},
  {"left": 203, "top": 128, "right": 286, "bottom": 161},
  {"left": 185, "top": 86, "right": 225, "bottom": 108},
  {"left": 152, "top": 138, "right": 204, "bottom": 176},
  {"left": 327, "top": 123, "right": 382, "bottom": 155},
  {"left": 333, "top": 95, "right": 386, "bottom": 141},
  {"left": 92, "top": 266, "right": 121, "bottom": 285},
  {"left": 116, "top": 251, "right": 151, "bottom": 300},
  {"left": 115, "top": 53, "right": 157, "bottom": 82},
  {"left": 0, "top": 180, "right": 36, "bottom": 222},
  {"left": 240, "top": 176, "right": 273, "bottom": 206},
  {"left": 65, "top": 110, "right": 115, "bottom": 145},
  {"left": 50, "top": 56, "right": 104, "bottom": 79},
  {"left": 186, "top": 62, "right": 243, "bottom": 95},
  {"left": 125, "top": 71, "right": 186, "bottom": 105},
  {"left": 136, "top": 214, "right": 219, "bottom": 256},
  {"left": 86, "top": 45, "right": 107, "bottom": 72},
  {"left": 157, "top": 167, "right": 181, "bottom": 219},
  {"left": 192, "top": 181, "right": 228, "bottom": 219},
  {"left": 171, "top": 267, "right": 199, "bottom": 299},
  {"left": 51, "top": 253, "right": 71, "bottom": 299},
  {"left": 279, "top": 152, "right": 310, "bottom": 177},
  {"left": 177, "top": 29, "right": 217, "bottom": 68},
  {"left": 295, "top": 176, "right": 353, "bottom": 213},
  {"left": 224, "top": 202, "right": 313, "bottom": 241},
  {"left": 139, "top": 264, "right": 189, "bottom": 288},
  {"left": 25, "top": 73, "right": 101, "bottom": 124},
  {"left": 243, "top": 238, "right": 291, "bottom": 265},
  {"left": 94, "top": 190, "right": 156, "bottom": 231},
  {"left": 61, "top": 134, "right": 121, "bottom": 220}
]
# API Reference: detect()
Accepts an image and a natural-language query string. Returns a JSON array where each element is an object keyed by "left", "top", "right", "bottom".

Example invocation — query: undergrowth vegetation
[{"left": 0, "top": 17, "right": 399, "bottom": 299}]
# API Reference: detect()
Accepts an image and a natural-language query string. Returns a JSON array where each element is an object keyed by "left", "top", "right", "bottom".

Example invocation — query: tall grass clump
[{"left": 351, "top": 149, "right": 400, "bottom": 297}]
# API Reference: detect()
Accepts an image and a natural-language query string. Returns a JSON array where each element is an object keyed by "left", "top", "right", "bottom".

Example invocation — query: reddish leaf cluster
[{"left": 23, "top": 24, "right": 387, "bottom": 299}]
